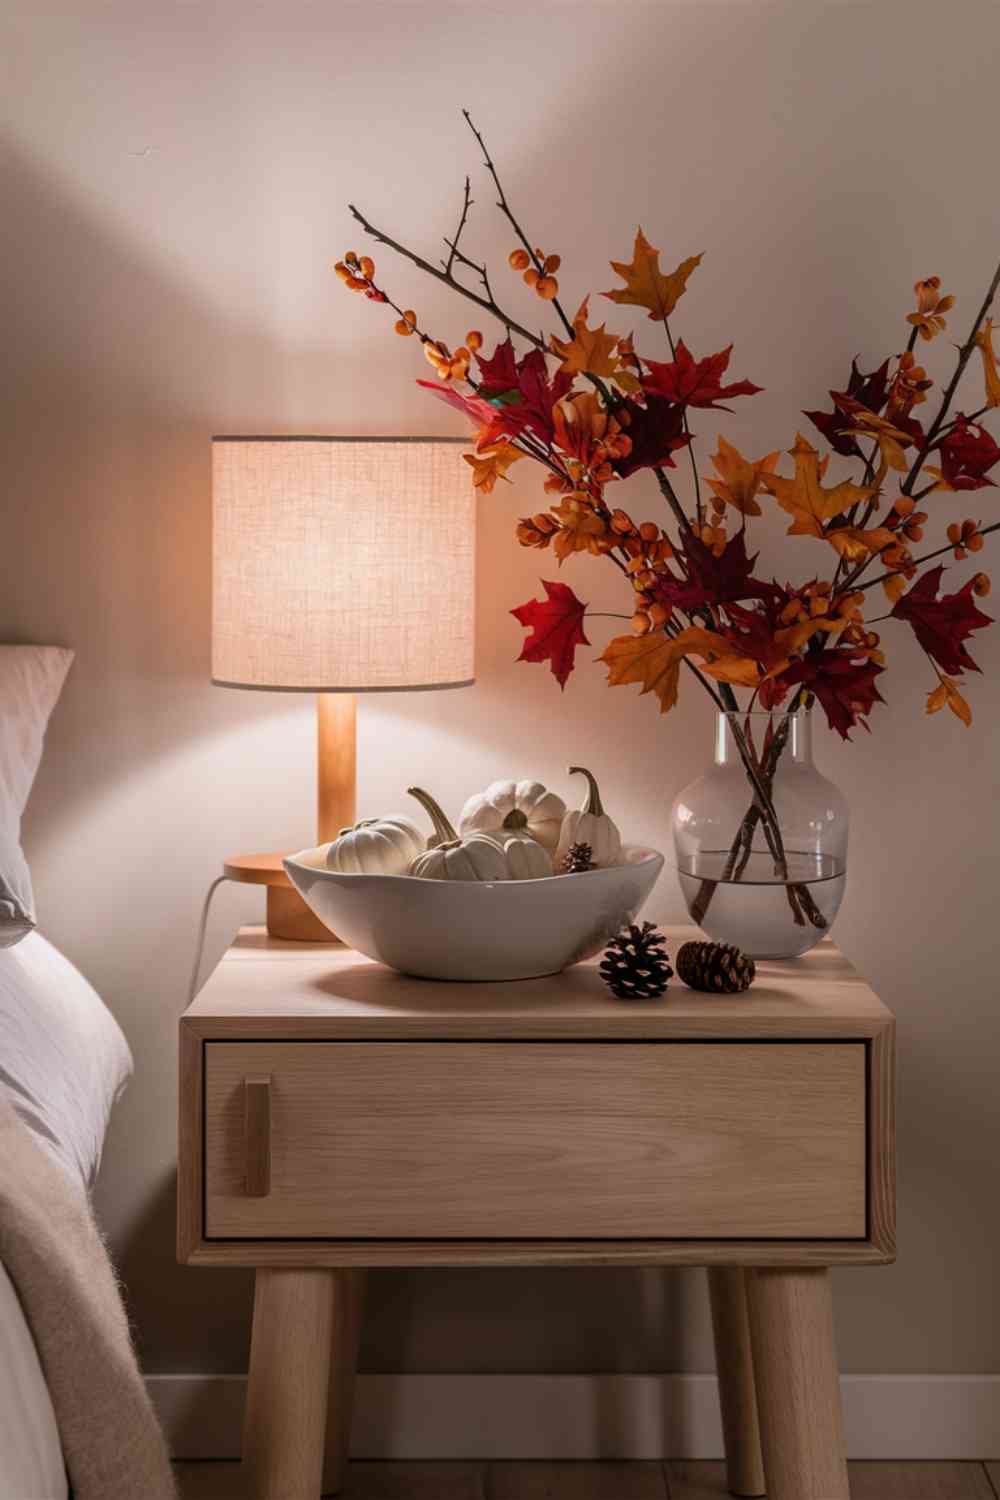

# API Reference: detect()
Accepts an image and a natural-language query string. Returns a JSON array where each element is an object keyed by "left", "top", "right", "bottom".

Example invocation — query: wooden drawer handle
[{"left": 244, "top": 1075, "right": 271, "bottom": 1197}]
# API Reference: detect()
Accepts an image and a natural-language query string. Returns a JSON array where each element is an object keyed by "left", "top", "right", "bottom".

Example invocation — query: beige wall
[{"left": 2, "top": 0, "right": 999, "bottom": 1379}]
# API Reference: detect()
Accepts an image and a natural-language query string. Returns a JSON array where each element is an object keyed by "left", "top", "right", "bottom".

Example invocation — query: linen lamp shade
[
  {"left": 212, "top": 437, "right": 475, "bottom": 691},
  {"left": 211, "top": 435, "right": 476, "bottom": 939}
]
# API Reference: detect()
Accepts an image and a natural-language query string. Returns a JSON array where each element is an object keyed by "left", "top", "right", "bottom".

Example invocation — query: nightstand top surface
[{"left": 184, "top": 926, "right": 892, "bottom": 1039}]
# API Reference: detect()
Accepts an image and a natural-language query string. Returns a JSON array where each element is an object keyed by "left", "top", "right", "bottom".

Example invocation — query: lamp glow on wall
[{"left": 212, "top": 436, "right": 475, "bottom": 939}]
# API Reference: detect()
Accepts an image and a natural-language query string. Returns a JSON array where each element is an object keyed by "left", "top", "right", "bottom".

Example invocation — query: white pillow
[
  {"left": 0, "top": 646, "right": 74, "bottom": 947},
  {"left": 0, "top": 932, "right": 132, "bottom": 1192}
]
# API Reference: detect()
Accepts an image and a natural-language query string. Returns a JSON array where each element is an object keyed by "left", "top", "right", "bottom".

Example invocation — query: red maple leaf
[
  {"left": 934, "top": 417, "right": 1000, "bottom": 490},
  {"left": 804, "top": 357, "right": 891, "bottom": 457},
  {"left": 511, "top": 579, "right": 590, "bottom": 689},
  {"left": 613, "top": 394, "right": 691, "bottom": 476},
  {"left": 782, "top": 649, "right": 885, "bottom": 740},
  {"left": 641, "top": 342, "right": 762, "bottom": 410},
  {"left": 891, "top": 565, "right": 993, "bottom": 674}
]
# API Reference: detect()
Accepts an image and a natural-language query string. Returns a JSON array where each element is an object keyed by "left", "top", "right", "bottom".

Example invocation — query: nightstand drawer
[{"left": 203, "top": 1041, "right": 866, "bottom": 1240}]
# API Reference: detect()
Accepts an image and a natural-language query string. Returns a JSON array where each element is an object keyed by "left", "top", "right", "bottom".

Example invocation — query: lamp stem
[{"left": 317, "top": 694, "right": 358, "bottom": 843}]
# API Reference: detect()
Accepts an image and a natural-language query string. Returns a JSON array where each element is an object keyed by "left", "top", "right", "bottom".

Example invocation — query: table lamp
[{"left": 212, "top": 436, "right": 475, "bottom": 940}]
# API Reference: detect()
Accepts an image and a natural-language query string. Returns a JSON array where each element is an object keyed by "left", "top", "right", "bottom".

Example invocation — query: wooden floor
[{"left": 174, "top": 1458, "right": 1000, "bottom": 1499}]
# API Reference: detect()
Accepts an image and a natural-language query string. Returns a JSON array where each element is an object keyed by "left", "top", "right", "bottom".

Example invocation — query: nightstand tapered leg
[
  {"left": 244, "top": 1269, "right": 335, "bottom": 1500},
  {"left": 746, "top": 1268, "right": 849, "bottom": 1500},
  {"left": 322, "top": 1269, "right": 367, "bottom": 1496},
  {"left": 708, "top": 1268, "right": 766, "bottom": 1498}
]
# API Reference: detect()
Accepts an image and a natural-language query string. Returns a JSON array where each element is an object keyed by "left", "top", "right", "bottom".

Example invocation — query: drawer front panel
[{"left": 204, "top": 1041, "right": 866, "bottom": 1240}]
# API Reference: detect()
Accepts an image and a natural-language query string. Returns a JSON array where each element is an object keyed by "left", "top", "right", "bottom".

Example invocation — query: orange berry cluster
[
  {"left": 781, "top": 582, "right": 863, "bottom": 628},
  {"left": 607, "top": 513, "right": 674, "bottom": 634},
  {"left": 508, "top": 246, "right": 560, "bottom": 300},
  {"left": 947, "top": 519, "right": 983, "bottom": 560},
  {"left": 423, "top": 330, "right": 483, "bottom": 383},
  {"left": 888, "top": 496, "right": 927, "bottom": 542},
  {"left": 334, "top": 252, "right": 386, "bottom": 302}
]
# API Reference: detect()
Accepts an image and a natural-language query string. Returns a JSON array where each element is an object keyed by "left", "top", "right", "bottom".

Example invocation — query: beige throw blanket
[{"left": 0, "top": 1098, "right": 176, "bottom": 1499}]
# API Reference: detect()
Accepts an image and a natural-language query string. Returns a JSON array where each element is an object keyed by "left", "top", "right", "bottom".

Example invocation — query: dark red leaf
[
  {"left": 781, "top": 650, "right": 885, "bottom": 740},
  {"left": 891, "top": 564, "right": 993, "bottom": 675},
  {"left": 804, "top": 356, "right": 891, "bottom": 457},
  {"left": 613, "top": 393, "right": 690, "bottom": 476},
  {"left": 514, "top": 349, "right": 574, "bottom": 446},
  {"left": 659, "top": 531, "right": 780, "bottom": 610},
  {"left": 511, "top": 579, "right": 590, "bottom": 689},
  {"left": 934, "top": 416, "right": 1000, "bottom": 490},
  {"left": 642, "top": 341, "right": 762, "bottom": 410},
  {"left": 475, "top": 337, "right": 519, "bottom": 396},
  {"left": 417, "top": 379, "right": 530, "bottom": 448}
]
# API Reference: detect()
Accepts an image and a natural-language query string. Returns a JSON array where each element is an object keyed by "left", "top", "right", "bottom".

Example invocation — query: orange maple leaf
[
  {"left": 703, "top": 436, "right": 779, "bottom": 518},
  {"left": 760, "top": 434, "right": 876, "bottom": 541},
  {"left": 550, "top": 298, "right": 621, "bottom": 378},
  {"left": 551, "top": 493, "right": 608, "bottom": 563},
  {"left": 600, "top": 625, "right": 758, "bottom": 713},
  {"left": 463, "top": 443, "right": 524, "bottom": 493},
  {"left": 603, "top": 228, "right": 702, "bottom": 323}
]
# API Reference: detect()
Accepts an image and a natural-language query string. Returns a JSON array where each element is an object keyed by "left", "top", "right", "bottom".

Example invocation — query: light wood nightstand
[{"left": 178, "top": 927, "right": 895, "bottom": 1500}]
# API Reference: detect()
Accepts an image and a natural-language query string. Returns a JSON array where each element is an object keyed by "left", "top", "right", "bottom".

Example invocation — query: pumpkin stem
[
  {"left": 407, "top": 786, "right": 458, "bottom": 844},
  {"left": 502, "top": 808, "right": 529, "bottom": 831},
  {"left": 568, "top": 765, "right": 604, "bottom": 817}
]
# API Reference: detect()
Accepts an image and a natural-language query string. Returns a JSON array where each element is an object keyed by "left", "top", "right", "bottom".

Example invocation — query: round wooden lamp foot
[{"left": 223, "top": 854, "right": 341, "bottom": 944}]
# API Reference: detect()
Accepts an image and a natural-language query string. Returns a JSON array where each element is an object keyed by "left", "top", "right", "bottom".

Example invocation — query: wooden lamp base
[{"left": 224, "top": 695, "right": 357, "bottom": 943}]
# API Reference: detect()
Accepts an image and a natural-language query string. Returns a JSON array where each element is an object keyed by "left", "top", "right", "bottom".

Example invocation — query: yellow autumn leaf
[
  {"left": 600, "top": 625, "right": 758, "bottom": 714},
  {"left": 838, "top": 410, "right": 914, "bottom": 473},
  {"left": 926, "top": 674, "right": 972, "bottom": 726},
  {"left": 463, "top": 443, "right": 524, "bottom": 493},
  {"left": 704, "top": 436, "right": 780, "bottom": 518},
  {"left": 759, "top": 433, "right": 876, "bottom": 540},
  {"left": 825, "top": 524, "right": 895, "bottom": 563},
  {"left": 975, "top": 318, "right": 1000, "bottom": 409},
  {"left": 603, "top": 228, "right": 702, "bottom": 323},
  {"left": 550, "top": 297, "right": 621, "bottom": 378},
  {"left": 882, "top": 572, "right": 909, "bottom": 605}
]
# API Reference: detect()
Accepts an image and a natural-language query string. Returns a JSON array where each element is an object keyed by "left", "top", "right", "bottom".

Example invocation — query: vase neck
[{"left": 714, "top": 710, "right": 813, "bottom": 769}]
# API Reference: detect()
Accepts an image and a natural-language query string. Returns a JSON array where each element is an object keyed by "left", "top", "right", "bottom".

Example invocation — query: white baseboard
[{"left": 150, "top": 1372, "right": 1000, "bottom": 1462}]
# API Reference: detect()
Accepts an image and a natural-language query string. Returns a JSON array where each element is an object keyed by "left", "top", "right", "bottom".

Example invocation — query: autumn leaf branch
[{"left": 900, "top": 254, "right": 1000, "bottom": 498}]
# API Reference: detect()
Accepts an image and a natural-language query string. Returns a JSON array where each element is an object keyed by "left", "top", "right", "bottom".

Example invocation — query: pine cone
[
  {"left": 676, "top": 940, "right": 756, "bottom": 994},
  {"left": 561, "top": 841, "right": 594, "bottom": 874},
  {"left": 600, "top": 921, "right": 673, "bottom": 1000}
]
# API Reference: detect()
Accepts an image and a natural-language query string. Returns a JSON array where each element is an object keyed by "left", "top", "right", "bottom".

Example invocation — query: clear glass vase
[{"left": 671, "top": 709, "right": 848, "bottom": 959}]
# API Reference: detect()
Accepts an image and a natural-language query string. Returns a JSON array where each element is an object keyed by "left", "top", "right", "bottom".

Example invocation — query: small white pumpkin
[
  {"left": 459, "top": 778, "right": 567, "bottom": 851},
  {"left": 325, "top": 815, "right": 425, "bottom": 875},
  {"left": 407, "top": 787, "right": 510, "bottom": 882},
  {"left": 555, "top": 765, "right": 623, "bottom": 869},
  {"left": 494, "top": 833, "right": 553, "bottom": 881}
]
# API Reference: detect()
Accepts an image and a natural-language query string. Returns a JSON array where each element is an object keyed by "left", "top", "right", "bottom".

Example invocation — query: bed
[{"left": 0, "top": 646, "right": 175, "bottom": 1499}]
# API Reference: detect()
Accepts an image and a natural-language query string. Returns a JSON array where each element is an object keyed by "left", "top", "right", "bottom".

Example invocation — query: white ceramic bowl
[{"left": 283, "top": 846, "right": 664, "bottom": 982}]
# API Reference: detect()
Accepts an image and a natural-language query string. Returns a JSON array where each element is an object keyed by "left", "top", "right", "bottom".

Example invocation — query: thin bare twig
[
  {"left": 349, "top": 202, "right": 549, "bottom": 352},
  {"left": 461, "top": 109, "right": 577, "bottom": 344},
  {"left": 444, "top": 176, "right": 473, "bottom": 276}
]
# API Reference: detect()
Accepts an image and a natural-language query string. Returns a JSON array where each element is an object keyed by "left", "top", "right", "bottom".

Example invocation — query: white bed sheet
[{"left": 0, "top": 1261, "right": 68, "bottom": 1500}]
